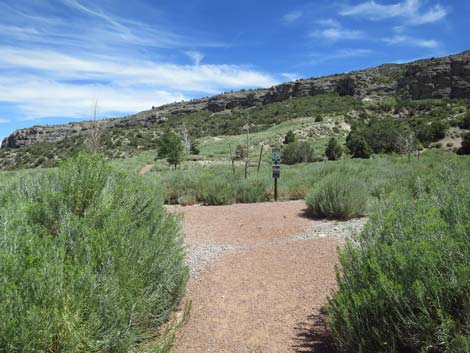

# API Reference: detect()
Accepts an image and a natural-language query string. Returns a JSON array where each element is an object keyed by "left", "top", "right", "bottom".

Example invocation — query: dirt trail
[
  {"left": 170, "top": 201, "right": 364, "bottom": 353},
  {"left": 139, "top": 164, "right": 154, "bottom": 174}
]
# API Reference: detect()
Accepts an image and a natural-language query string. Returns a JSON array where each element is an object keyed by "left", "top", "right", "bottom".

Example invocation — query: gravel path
[{"left": 168, "top": 201, "right": 366, "bottom": 353}]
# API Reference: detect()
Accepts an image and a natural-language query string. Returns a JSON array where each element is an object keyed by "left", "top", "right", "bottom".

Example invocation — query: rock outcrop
[
  {"left": 398, "top": 53, "right": 470, "bottom": 99},
  {"left": 2, "top": 50, "right": 470, "bottom": 149}
]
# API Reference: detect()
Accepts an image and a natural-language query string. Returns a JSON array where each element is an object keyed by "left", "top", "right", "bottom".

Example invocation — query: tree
[
  {"left": 325, "top": 137, "right": 343, "bottom": 161},
  {"left": 460, "top": 106, "right": 470, "bottom": 129},
  {"left": 84, "top": 99, "right": 103, "bottom": 154},
  {"left": 395, "top": 130, "right": 417, "bottom": 162},
  {"left": 458, "top": 132, "right": 470, "bottom": 155},
  {"left": 346, "top": 131, "right": 372, "bottom": 159},
  {"left": 282, "top": 141, "right": 315, "bottom": 165},
  {"left": 158, "top": 128, "right": 184, "bottom": 169},
  {"left": 180, "top": 121, "right": 191, "bottom": 156},
  {"left": 283, "top": 130, "right": 296, "bottom": 145},
  {"left": 190, "top": 141, "right": 200, "bottom": 155}
]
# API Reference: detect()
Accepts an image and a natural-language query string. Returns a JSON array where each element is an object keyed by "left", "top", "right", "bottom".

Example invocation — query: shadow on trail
[
  {"left": 297, "top": 207, "right": 313, "bottom": 220},
  {"left": 291, "top": 308, "right": 337, "bottom": 353}
]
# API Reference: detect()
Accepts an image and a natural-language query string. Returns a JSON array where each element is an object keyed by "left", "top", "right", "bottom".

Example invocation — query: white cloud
[
  {"left": 0, "top": 77, "right": 186, "bottom": 120},
  {"left": 282, "top": 10, "right": 303, "bottom": 24},
  {"left": 310, "top": 20, "right": 365, "bottom": 41},
  {"left": 311, "top": 28, "right": 365, "bottom": 40},
  {"left": 384, "top": 35, "right": 440, "bottom": 48},
  {"left": 0, "top": 47, "right": 278, "bottom": 120},
  {"left": 0, "top": 118, "right": 11, "bottom": 124},
  {"left": 340, "top": 0, "right": 447, "bottom": 25},
  {"left": 280, "top": 72, "right": 301, "bottom": 81},
  {"left": 309, "top": 48, "right": 373, "bottom": 65},
  {"left": 185, "top": 51, "right": 205, "bottom": 66}
]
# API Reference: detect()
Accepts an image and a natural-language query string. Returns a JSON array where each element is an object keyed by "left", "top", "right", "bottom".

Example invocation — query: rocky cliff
[{"left": 2, "top": 50, "right": 469, "bottom": 149}]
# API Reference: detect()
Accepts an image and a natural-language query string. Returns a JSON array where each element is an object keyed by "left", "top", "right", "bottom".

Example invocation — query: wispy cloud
[
  {"left": 185, "top": 51, "right": 205, "bottom": 66},
  {"left": 0, "top": 118, "right": 11, "bottom": 124},
  {"left": 280, "top": 72, "right": 301, "bottom": 81},
  {"left": 282, "top": 10, "right": 303, "bottom": 24},
  {"left": 0, "top": 1, "right": 278, "bottom": 122},
  {"left": 308, "top": 48, "right": 373, "bottom": 65},
  {"left": 340, "top": 0, "right": 447, "bottom": 25},
  {"left": 0, "top": 46, "right": 277, "bottom": 120},
  {"left": 310, "top": 19, "right": 365, "bottom": 41},
  {"left": 384, "top": 35, "right": 440, "bottom": 48}
]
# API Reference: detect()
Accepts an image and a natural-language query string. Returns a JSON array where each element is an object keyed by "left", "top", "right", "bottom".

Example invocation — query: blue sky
[{"left": 0, "top": 0, "right": 469, "bottom": 140}]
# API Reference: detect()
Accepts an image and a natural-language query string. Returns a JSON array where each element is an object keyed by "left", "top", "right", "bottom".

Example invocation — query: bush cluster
[
  {"left": 0, "top": 154, "right": 188, "bottom": 352},
  {"left": 346, "top": 116, "right": 448, "bottom": 158},
  {"left": 282, "top": 141, "right": 316, "bottom": 165},
  {"left": 305, "top": 173, "right": 368, "bottom": 220},
  {"left": 327, "top": 166, "right": 470, "bottom": 353}
]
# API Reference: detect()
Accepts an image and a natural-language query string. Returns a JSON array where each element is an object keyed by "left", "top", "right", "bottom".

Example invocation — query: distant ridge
[{"left": 2, "top": 50, "right": 469, "bottom": 149}]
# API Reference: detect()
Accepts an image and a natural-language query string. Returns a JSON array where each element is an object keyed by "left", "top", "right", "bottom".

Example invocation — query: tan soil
[
  {"left": 170, "top": 201, "right": 350, "bottom": 353},
  {"left": 139, "top": 164, "right": 154, "bottom": 174}
]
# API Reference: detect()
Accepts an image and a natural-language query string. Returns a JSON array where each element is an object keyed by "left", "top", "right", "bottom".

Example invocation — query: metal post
[{"left": 274, "top": 177, "right": 278, "bottom": 202}]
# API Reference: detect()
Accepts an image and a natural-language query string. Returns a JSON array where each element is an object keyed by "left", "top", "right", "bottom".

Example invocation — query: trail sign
[
  {"left": 272, "top": 165, "right": 280, "bottom": 179},
  {"left": 272, "top": 147, "right": 281, "bottom": 164}
]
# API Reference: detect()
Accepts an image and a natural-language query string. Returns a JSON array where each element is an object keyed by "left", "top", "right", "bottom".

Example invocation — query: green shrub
[
  {"left": 202, "top": 179, "right": 236, "bottom": 205},
  {"left": 234, "top": 144, "right": 248, "bottom": 160},
  {"left": 346, "top": 131, "right": 372, "bottom": 158},
  {"left": 459, "top": 132, "right": 470, "bottom": 155},
  {"left": 327, "top": 170, "right": 470, "bottom": 353},
  {"left": 305, "top": 174, "right": 367, "bottom": 220},
  {"left": 283, "top": 130, "right": 296, "bottom": 144},
  {"left": 325, "top": 137, "right": 344, "bottom": 161},
  {"left": 236, "top": 178, "right": 269, "bottom": 203},
  {"left": 282, "top": 141, "right": 316, "bottom": 165},
  {"left": 459, "top": 108, "right": 470, "bottom": 129},
  {"left": 0, "top": 153, "right": 188, "bottom": 352},
  {"left": 177, "top": 193, "right": 197, "bottom": 206}
]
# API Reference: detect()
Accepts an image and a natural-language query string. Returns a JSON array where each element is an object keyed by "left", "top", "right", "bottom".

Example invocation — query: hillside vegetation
[{"left": 1, "top": 94, "right": 469, "bottom": 170}]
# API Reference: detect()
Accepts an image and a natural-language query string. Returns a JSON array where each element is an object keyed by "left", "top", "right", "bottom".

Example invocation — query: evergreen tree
[
  {"left": 325, "top": 137, "right": 343, "bottom": 161},
  {"left": 346, "top": 131, "right": 372, "bottom": 159},
  {"left": 459, "top": 132, "right": 470, "bottom": 155},
  {"left": 158, "top": 128, "right": 184, "bottom": 169},
  {"left": 190, "top": 141, "right": 200, "bottom": 155},
  {"left": 283, "top": 130, "right": 296, "bottom": 145},
  {"left": 460, "top": 106, "right": 470, "bottom": 129}
]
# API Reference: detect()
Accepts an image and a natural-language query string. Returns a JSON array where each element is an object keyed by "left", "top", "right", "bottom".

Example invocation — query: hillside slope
[{"left": 2, "top": 50, "right": 469, "bottom": 150}]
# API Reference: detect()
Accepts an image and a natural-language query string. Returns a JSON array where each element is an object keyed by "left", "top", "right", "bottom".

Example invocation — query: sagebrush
[{"left": 0, "top": 153, "right": 188, "bottom": 353}]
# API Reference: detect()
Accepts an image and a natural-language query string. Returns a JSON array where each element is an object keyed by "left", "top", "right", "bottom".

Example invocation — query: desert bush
[
  {"left": 177, "top": 193, "right": 197, "bottom": 206},
  {"left": 327, "top": 168, "right": 470, "bottom": 353},
  {"left": 234, "top": 144, "right": 248, "bottom": 160},
  {"left": 236, "top": 178, "right": 269, "bottom": 203},
  {"left": 282, "top": 141, "right": 316, "bottom": 165},
  {"left": 202, "top": 178, "right": 237, "bottom": 205},
  {"left": 305, "top": 174, "right": 368, "bottom": 220},
  {"left": 0, "top": 153, "right": 188, "bottom": 353}
]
